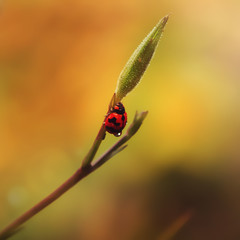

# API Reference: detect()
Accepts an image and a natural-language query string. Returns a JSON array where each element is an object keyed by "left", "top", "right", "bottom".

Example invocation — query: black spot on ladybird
[
  {"left": 108, "top": 117, "right": 120, "bottom": 126},
  {"left": 105, "top": 126, "right": 120, "bottom": 134}
]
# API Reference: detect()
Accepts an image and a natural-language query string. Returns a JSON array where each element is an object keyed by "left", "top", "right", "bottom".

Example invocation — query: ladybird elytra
[{"left": 105, "top": 102, "right": 127, "bottom": 137}]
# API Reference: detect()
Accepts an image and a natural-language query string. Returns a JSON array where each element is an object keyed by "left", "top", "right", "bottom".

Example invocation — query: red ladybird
[{"left": 105, "top": 102, "right": 127, "bottom": 137}]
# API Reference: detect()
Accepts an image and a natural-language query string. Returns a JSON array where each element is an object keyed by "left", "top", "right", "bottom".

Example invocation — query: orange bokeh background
[{"left": 1, "top": 0, "right": 240, "bottom": 239}]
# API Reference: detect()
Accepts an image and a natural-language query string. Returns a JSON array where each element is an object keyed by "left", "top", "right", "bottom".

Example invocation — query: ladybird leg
[
  {"left": 105, "top": 111, "right": 112, "bottom": 118},
  {"left": 102, "top": 132, "right": 106, "bottom": 140}
]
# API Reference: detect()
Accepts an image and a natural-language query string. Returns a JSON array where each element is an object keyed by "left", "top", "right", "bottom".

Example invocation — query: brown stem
[
  {"left": 0, "top": 166, "right": 93, "bottom": 239},
  {"left": 0, "top": 111, "right": 147, "bottom": 239},
  {"left": 81, "top": 123, "right": 106, "bottom": 167},
  {"left": 81, "top": 93, "right": 117, "bottom": 168},
  {"left": 0, "top": 95, "right": 113, "bottom": 239}
]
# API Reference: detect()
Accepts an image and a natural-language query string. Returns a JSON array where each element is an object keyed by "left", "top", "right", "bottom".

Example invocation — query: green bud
[{"left": 115, "top": 15, "right": 169, "bottom": 103}]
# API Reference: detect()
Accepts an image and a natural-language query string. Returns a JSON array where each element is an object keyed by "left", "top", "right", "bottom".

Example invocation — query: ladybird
[{"left": 105, "top": 102, "right": 127, "bottom": 137}]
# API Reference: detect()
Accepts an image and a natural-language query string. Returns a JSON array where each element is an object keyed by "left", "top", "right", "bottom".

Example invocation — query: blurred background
[{"left": 1, "top": 0, "right": 240, "bottom": 239}]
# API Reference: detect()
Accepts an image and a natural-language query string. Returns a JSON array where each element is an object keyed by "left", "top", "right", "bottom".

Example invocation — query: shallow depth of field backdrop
[{"left": 1, "top": 0, "right": 240, "bottom": 239}]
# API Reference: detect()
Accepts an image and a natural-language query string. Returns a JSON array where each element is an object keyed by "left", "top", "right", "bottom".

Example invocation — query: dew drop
[{"left": 114, "top": 132, "right": 122, "bottom": 137}]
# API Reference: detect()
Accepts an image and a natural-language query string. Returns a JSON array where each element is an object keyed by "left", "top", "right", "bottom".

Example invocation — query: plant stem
[
  {"left": 82, "top": 123, "right": 106, "bottom": 167},
  {"left": 82, "top": 93, "right": 117, "bottom": 168},
  {"left": 0, "top": 111, "right": 147, "bottom": 240},
  {"left": 0, "top": 166, "right": 92, "bottom": 240}
]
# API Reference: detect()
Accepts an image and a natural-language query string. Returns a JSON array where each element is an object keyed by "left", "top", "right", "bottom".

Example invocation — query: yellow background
[{"left": 1, "top": 0, "right": 240, "bottom": 239}]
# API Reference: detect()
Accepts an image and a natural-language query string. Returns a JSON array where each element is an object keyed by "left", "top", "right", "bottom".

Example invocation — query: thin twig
[
  {"left": 0, "top": 111, "right": 147, "bottom": 240},
  {"left": 0, "top": 166, "right": 91, "bottom": 240}
]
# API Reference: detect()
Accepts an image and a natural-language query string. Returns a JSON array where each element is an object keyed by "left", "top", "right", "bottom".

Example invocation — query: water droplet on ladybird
[{"left": 114, "top": 132, "right": 122, "bottom": 137}]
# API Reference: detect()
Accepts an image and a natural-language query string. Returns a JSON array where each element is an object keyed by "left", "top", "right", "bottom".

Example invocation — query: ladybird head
[{"left": 112, "top": 102, "right": 125, "bottom": 114}]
